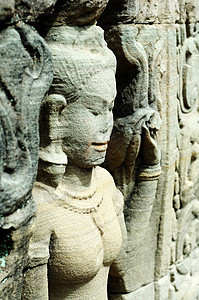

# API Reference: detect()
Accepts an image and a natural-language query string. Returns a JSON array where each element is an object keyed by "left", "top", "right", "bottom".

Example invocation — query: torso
[{"left": 31, "top": 166, "right": 123, "bottom": 299}]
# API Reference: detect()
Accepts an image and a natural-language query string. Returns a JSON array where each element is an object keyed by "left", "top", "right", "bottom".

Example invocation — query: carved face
[{"left": 52, "top": 70, "right": 116, "bottom": 168}]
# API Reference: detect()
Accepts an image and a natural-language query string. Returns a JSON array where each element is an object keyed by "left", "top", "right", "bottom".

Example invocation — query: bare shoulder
[
  {"left": 95, "top": 166, "right": 124, "bottom": 214},
  {"left": 95, "top": 166, "right": 115, "bottom": 186},
  {"left": 32, "top": 181, "right": 56, "bottom": 206}
]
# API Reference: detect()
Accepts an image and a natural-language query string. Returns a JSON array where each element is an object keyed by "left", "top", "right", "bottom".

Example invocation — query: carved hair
[
  {"left": 45, "top": 25, "right": 116, "bottom": 103},
  {"left": 38, "top": 25, "right": 116, "bottom": 182}
]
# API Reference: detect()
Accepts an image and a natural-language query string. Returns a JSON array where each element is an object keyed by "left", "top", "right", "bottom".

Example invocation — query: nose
[{"left": 100, "top": 111, "right": 113, "bottom": 138}]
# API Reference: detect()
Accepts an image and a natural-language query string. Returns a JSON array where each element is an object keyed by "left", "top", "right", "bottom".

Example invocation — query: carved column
[
  {"left": 0, "top": 3, "right": 53, "bottom": 299},
  {"left": 99, "top": 0, "right": 199, "bottom": 299}
]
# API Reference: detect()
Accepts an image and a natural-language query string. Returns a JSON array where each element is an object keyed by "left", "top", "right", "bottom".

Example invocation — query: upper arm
[{"left": 22, "top": 199, "right": 52, "bottom": 299}]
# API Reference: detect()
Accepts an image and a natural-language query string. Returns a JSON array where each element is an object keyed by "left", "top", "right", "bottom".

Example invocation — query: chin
[{"left": 80, "top": 156, "right": 106, "bottom": 168}]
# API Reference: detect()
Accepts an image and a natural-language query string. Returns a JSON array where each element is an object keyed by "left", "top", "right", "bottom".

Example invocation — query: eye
[
  {"left": 92, "top": 111, "right": 99, "bottom": 116},
  {"left": 109, "top": 104, "right": 114, "bottom": 112},
  {"left": 87, "top": 106, "right": 99, "bottom": 116}
]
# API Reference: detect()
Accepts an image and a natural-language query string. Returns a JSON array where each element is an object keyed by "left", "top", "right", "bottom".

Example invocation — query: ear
[
  {"left": 45, "top": 94, "right": 67, "bottom": 113},
  {"left": 39, "top": 93, "right": 68, "bottom": 165}
]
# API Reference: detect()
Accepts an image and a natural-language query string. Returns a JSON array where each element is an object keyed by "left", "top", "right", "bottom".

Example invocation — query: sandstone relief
[
  {"left": 1, "top": 0, "right": 199, "bottom": 299},
  {"left": 168, "top": 22, "right": 199, "bottom": 300},
  {"left": 22, "top": 25, "right": 125, "bottom": 300},
  {"left": 0, "top": 22, "right": 53, "bottom": 299},
  {"left": 101, "top": 24, "right": 162, "bottom": 293}
]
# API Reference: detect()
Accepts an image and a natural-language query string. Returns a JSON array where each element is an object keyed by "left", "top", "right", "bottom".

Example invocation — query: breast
[
  {"left": 48, "top": 207, "right": 104, "bottom": 284},
  {"left": 97, "top": 194, "right": 123, "bottom": 266},
  {"left": 48, "top": 197, "right": 122, "bottom": 285}
]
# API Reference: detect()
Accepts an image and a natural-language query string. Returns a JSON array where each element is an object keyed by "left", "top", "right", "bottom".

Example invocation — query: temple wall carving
[{"left": 1, "top": 0, "right": 199, "bottom": 299}]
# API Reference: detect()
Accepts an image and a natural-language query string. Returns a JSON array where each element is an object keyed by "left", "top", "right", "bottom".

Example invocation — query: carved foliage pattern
[{"left": 170, "top": 23, "right": 199, "bottom": 297}]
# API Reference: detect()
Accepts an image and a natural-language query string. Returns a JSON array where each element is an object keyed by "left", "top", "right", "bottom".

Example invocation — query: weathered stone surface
[
  {"left": 41, "top": 24, "right": 116, "bottom": 169},
  {"left": 0, "top": 23, "right": 53, "bottom": 299},
  {"left": 99, "top": 0, "right": 199, "bottom": 25},
  {"left": 155, "top": 275, "right": 172, "bottom": 300},
  {"left": 155, "top": 17, "right": 199, "bottom": 300},
  {"left": 12, "top": 0, "right": 199, "bottom": 25},
  {"left": 14, "top": 0, "right": 57, "bottom": 22},
  {"left": 155, "top": 247, "right": 199, "bottom": 299},
  {"left": 103, "top": 24, "right": 176, "bottom": 293},
  {"left": 167, "top": 22, "right": 199, "bottom": 300},
  {"left": 0, "top": 23, "right": 53, "bottom": 216},
  {"left": 103, "top": 24, "right": 162, "bottom": 198},
  {"left": 1, "top": 0, "right": 199, "bottom": 299},
  {"left": 99, "top": 0, "right": 179, "bottom": 25},
  {"left": 0, "top": 0, "right": 14, "bottom": 23},
  {"left": 41, "top": 0, "right": 109, "bottom": 26},
  {"left": 109, "top": 283, "right": 155, "bottom": 299},
  {"left": 2, "top": 0, "right": 110, "bottom": 24},
  {"left": 22, "top": 25, "right": 125, "bottom": 300},
  {"left": 179, "top": 0, "right": 199, "bottom": 23}
]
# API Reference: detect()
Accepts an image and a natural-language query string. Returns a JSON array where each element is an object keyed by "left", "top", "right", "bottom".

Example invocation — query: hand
[{"left": 141, "top": 125, "right": 161, "bottom": 167}]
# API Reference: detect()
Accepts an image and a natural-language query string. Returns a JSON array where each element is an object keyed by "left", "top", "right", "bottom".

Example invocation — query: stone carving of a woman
[{"left": 22, "top": 25, "right": 126, "bottom": 300}]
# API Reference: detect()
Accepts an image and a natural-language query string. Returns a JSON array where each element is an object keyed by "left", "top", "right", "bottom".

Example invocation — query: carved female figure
[{"left": 23, "top": 25, "right": 125, "bottom": 299}]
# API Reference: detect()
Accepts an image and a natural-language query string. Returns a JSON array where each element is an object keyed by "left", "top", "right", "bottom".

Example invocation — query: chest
[{"left": 48, "top": 198, "right": 122, "bottom": 283}]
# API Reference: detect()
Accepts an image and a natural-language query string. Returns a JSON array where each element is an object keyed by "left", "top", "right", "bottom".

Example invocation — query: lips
[{"left": 91, "top": 142, "right": 108, "bottom": 152}]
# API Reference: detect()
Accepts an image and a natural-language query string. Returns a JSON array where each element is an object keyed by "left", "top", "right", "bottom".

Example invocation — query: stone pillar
[
  {"left": 99, "top": 0, "right": 199, "bottom": 299},
  {"left": 0, "top": 2, "right": 53, "bottom": 298}
]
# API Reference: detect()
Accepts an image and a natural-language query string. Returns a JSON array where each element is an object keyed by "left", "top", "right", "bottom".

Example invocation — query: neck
[{"left": 60, "top": 164, "right": 94, "bottom": 193}]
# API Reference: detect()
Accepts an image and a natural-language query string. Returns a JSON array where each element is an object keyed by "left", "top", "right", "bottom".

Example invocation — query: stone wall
[
  {"left": 0, "top": 3, "right": 53, "bottom": 298},
  {"left": 99, "top": 1, "right": 199, "bottom": 299},
  {"left": 0, "top": 0, "right": 199, "bottom": 299}
]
